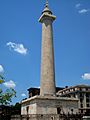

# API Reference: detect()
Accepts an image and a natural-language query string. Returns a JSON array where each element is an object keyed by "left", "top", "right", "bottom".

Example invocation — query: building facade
[{"left": 57, "top": 85, "right": 90, "bottom": 114}]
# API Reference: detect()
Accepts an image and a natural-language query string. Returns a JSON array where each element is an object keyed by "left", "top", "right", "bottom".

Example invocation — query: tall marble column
[{"left": 39, "top": 1, "right": 56, "bottom": 96}]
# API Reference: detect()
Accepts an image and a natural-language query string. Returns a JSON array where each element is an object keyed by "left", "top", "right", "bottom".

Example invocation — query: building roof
[
  {"left": 57, "top": 84, "right": 90, "bottom": 94},
  {"left": 27, "top": 87, "right": 64, "bottom": 92}
]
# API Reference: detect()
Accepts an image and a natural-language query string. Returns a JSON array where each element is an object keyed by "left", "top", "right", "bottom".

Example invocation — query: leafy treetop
[{"left": 0, "top": 75, "right": 16, "bottom": 105}]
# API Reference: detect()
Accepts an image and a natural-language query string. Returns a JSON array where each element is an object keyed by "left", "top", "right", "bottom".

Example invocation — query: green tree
[
  {"left": 0, "top": 75, "right": 16, "bottom": 105},
  {"left": 11, "top": 102, "right": 21, "bottom": 115}
]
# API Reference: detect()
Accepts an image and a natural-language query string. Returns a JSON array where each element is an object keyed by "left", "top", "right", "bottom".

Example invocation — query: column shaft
[{"left": 40, "top": 19, "right": 56, "bottom": 96}]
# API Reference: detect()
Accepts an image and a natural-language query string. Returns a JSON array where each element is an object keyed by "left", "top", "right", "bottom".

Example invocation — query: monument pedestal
[{"left": 21, "top": 95, "right": 78, "bottom": 115}]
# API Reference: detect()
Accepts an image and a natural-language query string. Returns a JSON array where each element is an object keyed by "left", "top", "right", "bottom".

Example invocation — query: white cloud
[
  {"left": 0, "top": 65, "right": 4, "bottom": 73},
  {"left": 75, "top": 3, "right": 90, "bottom": 14},
  {"left": 82, "top": 73, "right": 90, "bottom": 80},
  {"left": 21, "top": 93, "right": 26, "bottom": 97},
  {"left": 78, "top": 9, "right": 90, "bottom": 14},
  {"left": 6, "top": 42, "right": 27, "bottom": 55},
  {"left": 3, "top": 80, "right": 16, "bottom": 88},
  {"left": 34, "top": 86, "right": 40, "bottom": 88},
  {"left": 75, "top": 3, "right": 81, "bottom": 8}
]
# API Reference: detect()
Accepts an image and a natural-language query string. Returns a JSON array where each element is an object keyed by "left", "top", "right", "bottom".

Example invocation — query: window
[
  {"left": 87, "top": 104, "right": 90, "bottom": 107},
  {"left": 80, "top": 88, "right": 82, "bottom": 91},
  {"left": 51, "top": 116, "right": 54, "bottom": 120},
  {"left": 73, "top": 94, "right": 75, "bottom": 97},
  {"left": 86, "top": 88, "right": 88, "bottom": 91},
  {"left": 80, "top": 98, "right": 83, "bottom": 103},
  {"left": 81, "top": 104, "right": 83, "bottom": 108},
  {"left": 86, "top": 93, "right": 89, "bottom": 98},
  {"left": 80, "top": 93, "right": 83, "bottom": 97},
  {"left": 71, "top": 109, "right": 73, "bottom": 114},
  {"left": 81, "top": 110, "right": 83, "bottom": 113},
  {"left": 26, "top": 106, "right": 29, "bottom": 115},
  {"left": 86, "top": 98, "right": 89, "bottom": 102},
  {"left": 57, "top": 107, "right": 61, "bottom": 114}
]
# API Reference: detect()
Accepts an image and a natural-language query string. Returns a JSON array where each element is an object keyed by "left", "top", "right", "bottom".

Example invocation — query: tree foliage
[
  {"left": 11, "top": 102, "right": 21, "bottom": 115},
  {"left": 0, "top": 75, "right": 16, "bottom": 105}
]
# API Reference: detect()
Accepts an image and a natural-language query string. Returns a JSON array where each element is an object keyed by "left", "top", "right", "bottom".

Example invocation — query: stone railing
[{"left": 11, "top": 114, "right": 83, "bottom": 120}]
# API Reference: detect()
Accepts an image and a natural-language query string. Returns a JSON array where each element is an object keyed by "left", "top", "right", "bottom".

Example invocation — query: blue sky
[{"left": 0, "top": 0, "right": 90, "bottom": 104}]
